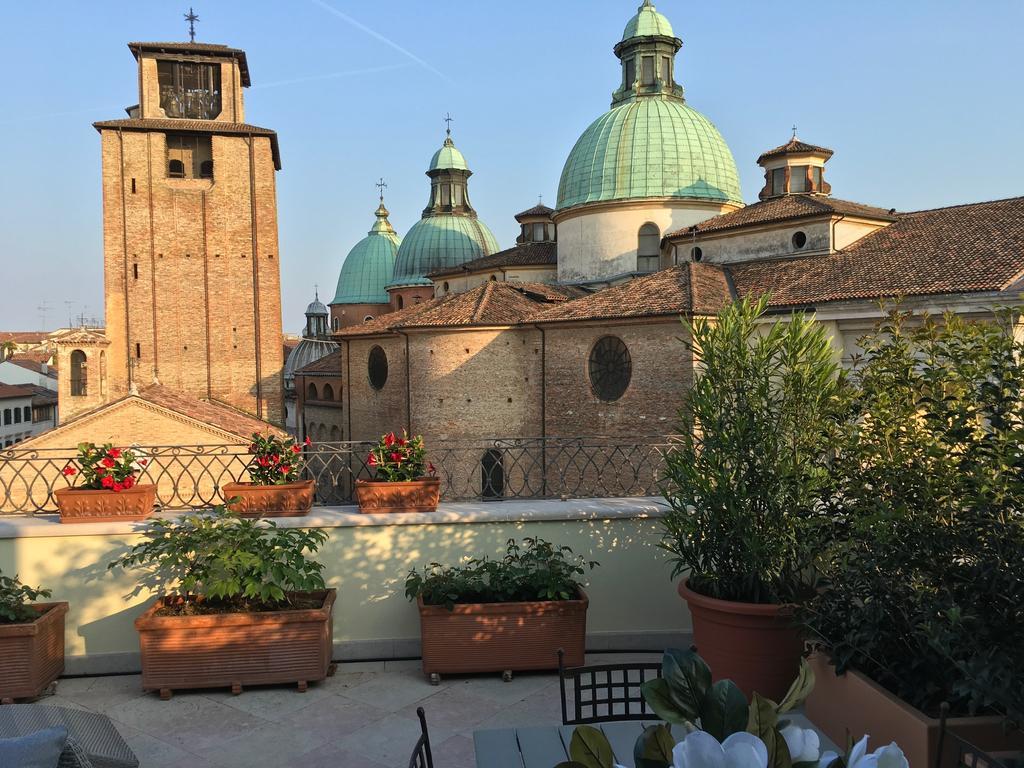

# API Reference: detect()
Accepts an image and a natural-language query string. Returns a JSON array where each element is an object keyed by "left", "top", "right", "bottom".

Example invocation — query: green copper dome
[
  {"left": 557, "top": 98, "right": 742, "bottom": 210},
  {"left": 429, "top": 136, "right": 468, "bottom": 171},
  {"left": 332, "top": 201, "right": 401, "bottom": 304},
  {"left": 388, "top": 216, "right": 499, "bottom": 288},
  {"left": 622, "top": 0, "right": 675, "bottom": 41}
]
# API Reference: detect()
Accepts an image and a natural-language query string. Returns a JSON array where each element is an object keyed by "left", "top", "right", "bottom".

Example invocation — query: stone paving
[{"left": 43, "top": 653, "right": 661, "bottom": 768}]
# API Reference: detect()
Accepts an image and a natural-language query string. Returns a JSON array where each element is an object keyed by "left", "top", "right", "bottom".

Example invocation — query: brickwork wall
[
  {"left": 138, "top": 55, "right": 244, "bottom": 123},
  {"left": 329, "top": 303, "right": 391, "bottom": 330},
  {"left": 345, "top": 337, "right": 408, "bottom": 441}
]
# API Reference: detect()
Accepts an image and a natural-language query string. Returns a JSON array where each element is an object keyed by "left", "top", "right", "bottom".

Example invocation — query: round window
[
  {"left": 368, "top": 345, "right": 388, "bottom": 390},
  {"left": 691, "top": 246, "right": 703, "bottom": 262},
  {"left": 792, "top": 231, "right": 807, "bottom": 249},
  {"left": 588, "top": 336, "right": 632, "bottom": 402}
]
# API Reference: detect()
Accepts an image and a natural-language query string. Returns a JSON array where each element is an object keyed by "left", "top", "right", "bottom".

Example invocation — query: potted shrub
[
  {"left": 54, "top": 442, "right": 155, "bottom": 523},
  {"left": 109, "top": 506, "right": 335, "bottom": 700},
  {"left": 0, "top": 570, "right": 68, "bottom": 704},
  {"left": 222, "top": 433, "right": 315, "bottom": 517},
  {"left": 803, "top": 310, "right": 1024, "bottom": 768},
  {"left": 406, "top": 537, "right": 597, "bottom": 684},
  {"left": 355, "top": 431, "right": 440, "bottom": 513},
  {"left": 659, "top": 296, "right": 847, "bottom": 701}
]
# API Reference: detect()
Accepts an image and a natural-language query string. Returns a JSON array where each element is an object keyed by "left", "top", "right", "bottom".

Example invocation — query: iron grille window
[
  {"left": 481, "top": 449, "right": 505, "bottom": 499},
  {"left": 589, "top": 336, "right": 632, "bottom": 402},
  {"left": 157, "top": 60, "right": 222, "bottom": 120},
  {"left": 368, "top": 345, "right": 388, "bottom": 390}
]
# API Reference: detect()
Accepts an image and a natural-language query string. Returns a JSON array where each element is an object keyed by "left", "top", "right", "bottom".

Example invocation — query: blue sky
[{"left": 2, "top": 1, "right": 1022, "bottom": 332}]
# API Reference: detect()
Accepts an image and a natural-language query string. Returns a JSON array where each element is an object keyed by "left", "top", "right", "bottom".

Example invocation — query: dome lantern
[
  {"left": 756, "top": 132, "right": 834, "bottom": 200},
  {"left": 304, "top": 288, "right": 329, "bottom": 339},
  {"left": 612, "top": 0, "right": 684, "bottom": 107}
]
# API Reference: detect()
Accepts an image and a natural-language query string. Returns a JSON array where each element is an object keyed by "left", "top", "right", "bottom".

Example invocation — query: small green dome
[
  {"left": 622, "top": 0, "right": 675, "bottom": 41},
  {"left": 388, "top": 216, "right": 499, "bottom": 288},
  {"left": 332, "top": 202, "right": 401, "bottom": 304},
  {"left": 429, "top": 136, "right": 468, "bottom": 171},
  {"left": 557, "top": 98, "right": 742, "bottom": 210}
]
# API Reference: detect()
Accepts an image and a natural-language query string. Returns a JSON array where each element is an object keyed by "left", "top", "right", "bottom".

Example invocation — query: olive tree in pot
[
  {"left": 108, "top": 506, "right": 335, "bottom": 700},
  {"left": 660, "top": 295, "right": 847, "bottom": 701},
  {"left": 0, "top": 571, "right": 67, "bottom": 703}
]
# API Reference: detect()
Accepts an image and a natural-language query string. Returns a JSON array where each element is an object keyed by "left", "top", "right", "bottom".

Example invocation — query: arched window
[
  {"left": 168, "top": 159, "right": 185, "bottom": 178},
  {"left": 481, "top": 449, "right": 504, "bottom": 500},
  {"left": 306, "top": 382, "right": 318, "bottom": 400},
  {"left": 70, "top": 350, "right": 87, "bottom": 396},
  {"left": 637, "top": 223, "right": 660, "bottom": 273},
  {"left": 199, "top": 160, "right": 214, "bottom": 179},
  {"left": 363, "top": 315, "right": 374, "bottom": 322},
  {"left": 329, "top": 425, "right": 340, "bottom": 442},
  {"left": 322, "top": 383, "right": 335, "bottom": 401},
  {"left": 332, "top": 317, "right": 340, "bottom": 331},
  {"left": 397, "top": 295, "right": 405, "bottom": 310},
  {"left": 368, "top": 345, "right": 388, "bottom": 390},
  {"left": 589, "top": 336, "right": 632, "bottom": 402}
]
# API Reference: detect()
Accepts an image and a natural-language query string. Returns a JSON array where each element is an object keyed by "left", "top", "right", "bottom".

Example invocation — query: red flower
[
  {"left": 428, "top": 462, "right": 436, "bottom": 476},
  {"left": 270, "top": 454, "right": 280, "bottom": 464},
  {"left": 304, "top": 436, "right": 312, "bottom": 446},
  {"left": 384, "top": 432, "right": 396, "bottom": 448},
  {"left": 281, "top": 465, "right": 291, "bottom": 474},
  {"left": 62, "top": 466, "right": 77, "bottom": 477},
  {"left": 138, "top": 459, "right": 148, "bottom": 466},
  {"left": 367, "top": 452, "right": 377, "bottom": 467},
  {"left": 257, "top": 456, "right": 270, "bottom": 467},
  {"left": 101, "top": 475, "right": 114, "bottom": 489},
  {"left": 123, "top": 475, "right": 135, "bottom": 489},
  {"left": 101, "top": 457, "right": 116, "bottom": 468},
  {"left": 291, "top": 444, "right": 302, "bottom": 454},
  {"left": 398, "top": 437, "right": 407, "bottom": 447},
  {"left": 107, "top": 448, "right": 122, "bottom": 459},
  {"left": 390, "top": 452, "right": 402, "bottom": 463},
  {"left": 95, "top": 466, "right": 106, "bottom": 476},
  {"left": 112, "top": 482, "right": 124, "bottom": 492}
]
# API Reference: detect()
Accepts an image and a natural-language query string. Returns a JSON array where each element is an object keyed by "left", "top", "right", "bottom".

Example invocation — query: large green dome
[
  {"left": 332, "top": 202, "right": 401, "bottom": 304},
  {"left": 557, "top": 98, "right": 742, "bottom": 210},
  {"left": 388, "top": 216, "right": 499, "bottom": 288}
]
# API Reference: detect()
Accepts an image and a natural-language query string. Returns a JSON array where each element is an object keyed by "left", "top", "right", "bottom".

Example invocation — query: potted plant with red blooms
[
  {"left": 354, "top": 431, "right": 440, "bottom": 513},
  {"left": 222, "top": 432, "right": 315, "bottom": 517},
  {"left": 54, "top": 442, "right": 156, "bottom": 523}
]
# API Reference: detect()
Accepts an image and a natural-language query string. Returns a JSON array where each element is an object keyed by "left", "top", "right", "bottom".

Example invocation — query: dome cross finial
[
  {"left": 444, "top": 112, "right": 453, "bottom": 137},
  {"left": 376, "top": 177, "right": 387, "bottom": 202},
  {"left": 791, "top": 123, "right": 798, "bottom": 140},
  {"left": 184, "top": 7, "right": 199, "bottom": 43}
]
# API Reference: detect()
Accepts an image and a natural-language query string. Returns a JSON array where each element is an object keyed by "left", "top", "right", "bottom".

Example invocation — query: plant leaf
[
  {"left": 776, "top": 658, "right": 815, "bottom": 715},
  {"left": 747, "top": 692, "right": 792, "bottom": 768},
  {"left": 569, "top": 726, "right": 615, "bottom": 768},
  {"left": 699, "top": 679, "right": 749, "bottom": 741},
  {"left": 641, "top": 678, "right": 689, "bottom": 724},
  {"left": 633, "top": 724, "right": 675, "bottom": 768},
  {"left": 661, "top": 648, "right": 711, "bottom": 720}
]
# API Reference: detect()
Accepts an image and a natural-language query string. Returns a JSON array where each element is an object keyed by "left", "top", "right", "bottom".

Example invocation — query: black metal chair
[
  {"left": 408, "top": 706, "right": 434, "bottom": 768},
  {"left": 557, "top": 647, "right": 663, "bottom": 725},
  {"left": 935, "top": 702, "right": 1018, "bottom": 768}
]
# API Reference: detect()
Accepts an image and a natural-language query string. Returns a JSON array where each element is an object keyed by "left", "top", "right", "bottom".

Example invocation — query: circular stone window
[
  {"left": 792, "top": 231, "right": 807, "bottom": 249},
  {"left": 368, "top": 345, "right": 388, "bottom": 390},
  {"left": 588, "top": 336, "right": 632, "bottom": 402},
  {"left": 691, "top": 246, "right": 703, "bottom": 262}
]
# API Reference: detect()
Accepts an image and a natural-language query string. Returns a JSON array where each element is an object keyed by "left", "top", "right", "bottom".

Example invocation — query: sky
[{"left": 1, "top": 0, "right": 1022, "bottom": 333}]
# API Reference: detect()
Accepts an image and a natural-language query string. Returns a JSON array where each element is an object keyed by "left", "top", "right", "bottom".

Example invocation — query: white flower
[
  {"left": 672, "top": 730, "right": 768, "bottom": 768},
  {"left": 825, "top": 736, "right": 908, "bottom": 768},
  {"left": 780, "top": 724, "right": 821, "bottom": 763}
]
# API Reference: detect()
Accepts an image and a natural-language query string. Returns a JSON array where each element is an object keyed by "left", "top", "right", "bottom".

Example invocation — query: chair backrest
[
  {"left": 935, "top": 703, "right": 1015, "bottom": 768},
  {"left": 408, "top": 707, "right": 434, "bottom": 768},
  {"left": 558, "top": 648, "right": 663, "bottom": 725}
]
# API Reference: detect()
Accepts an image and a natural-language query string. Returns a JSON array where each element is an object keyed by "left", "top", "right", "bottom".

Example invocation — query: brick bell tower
[{"left": 92, "top": 37, "right": 284, "bottom": 424}]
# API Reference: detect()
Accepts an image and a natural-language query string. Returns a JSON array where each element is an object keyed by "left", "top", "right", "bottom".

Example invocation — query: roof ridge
[
  {"left": 897, "top": 195, "right": 1024, "bottom": 216},
  {"left": 473, "top": 282, "right": 494, "bottom": 322}
]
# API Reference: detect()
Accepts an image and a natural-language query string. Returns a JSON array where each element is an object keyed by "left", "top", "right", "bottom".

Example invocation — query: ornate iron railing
[{"left": 0, "top": 437, "right": 675, "bottom": 515}]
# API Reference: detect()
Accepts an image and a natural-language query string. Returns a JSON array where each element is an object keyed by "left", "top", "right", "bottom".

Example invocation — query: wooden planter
[
  {"left": 54, "top": 484, "right": 156, "bottom": 523},
  {"left": 417, "top": 589, "right": 588, "bottom": 683},
  {"left": 678, "top": 580, "right": 803, "bottom": 702},
  {"left": 222, "top": 479, "right": 315, "bottom": 517},
  {"left": 355, "top": 478, "right": 440, "bottom": 514},
  {"left": 134, "top": 589, "right": 336, "bottom": 700},
  {"left": 0, "top": 602, "right": 68, "bottom": 704},
  {"left": 806, "top": 652, "right": 1024, "bottom": 768}
]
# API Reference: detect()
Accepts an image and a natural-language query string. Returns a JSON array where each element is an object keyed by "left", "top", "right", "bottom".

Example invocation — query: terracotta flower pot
[
  {"left": 417, "top": 589, "right": 588, "bottom": 681},
  {"left": 806, "top": 652, "right": 1024, "bottom": 768},
  {"left": 355, "top": 477, "right": 440, "bottom": 514},
  {"left": 222, "top": 479, "right": 315, "bottom": 517},
  {"left": 134, "top": 589, "right": 336, "bottom": 700},
  {"left": 678, "top": 579, "right": 803, "bottom": 702},
  {"left": 55, "top": 484, "right": 156, "bottom": 523},
  {"left": 0, "top": 602, "right": 68, "bottom": 704}
]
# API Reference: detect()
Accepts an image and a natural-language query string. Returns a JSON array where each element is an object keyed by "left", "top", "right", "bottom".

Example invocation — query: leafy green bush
[
  {"left": 660, "top": 295, "right": 848, "bottom": 603},
  {"left": 405, "top": 537, "right": 597, "bottom": 609},
  {"left": 108, "top": 505, "right": 328, "bottom": 613},
  {"left": 805, "top": 309, "right": 1024, "bottom": 722},
  {"left": 0, "top": 570, "right": 51, "bottom": 624}
]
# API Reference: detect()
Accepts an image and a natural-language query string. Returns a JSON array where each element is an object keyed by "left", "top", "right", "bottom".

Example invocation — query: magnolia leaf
[
  {"left": 776, "top": 658, "right": 815, "bottom": 715},
  {"left": 633, "top": 724, "right": 675, "bottom": 768},
  {"left": 641, "top": 678, "right": 689, "bottom": 724},
  {"left": 661, "top": 648, "right": 711, "bottom": 719},
  {"left": 569, "top": 725, "right": 615, "bottom": 768},
  {"left": 699, "top": 679, "right": 749, "bottom": 741},
  {"left": 554, "top": 763, "right": 591, "bottom": 768},
  {"left": 747, "top": 693, "right": 792, "bottom": 768}
]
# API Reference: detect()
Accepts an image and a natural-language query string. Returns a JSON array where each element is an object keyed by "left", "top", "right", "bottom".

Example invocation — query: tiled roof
[
  {"left": 728, "top": 196, "right": 1024, "bottom": 306},
  {"left": 0, "top": 331, "right": 48, "bottom": 344},
  {"left": 514, "top": 203, "right": 555, "bottom": 220},
  {"left": 136, "top": 385, "right": 282, "bottom": 439},
  {"left": 333, "top": 298, "right": 447, "bottom": 338},
  {"left": 757, "top": 138, "right": 834, "bottom": 163},
  {"left": 294, "top": 348, "right": 344, "bottom": 376},
  {"left": 667, "top": 195, "right": 896, "bottom": 237},
  {"left": 0, "top": 383, "right": 34, "bottom": 400},
  {"left": 534, "top": 263, "right": 734, "bottom": 323},
  {"left": 427, "top": 242, "right": 557, "bottom": 278},
  {"left": 127, "top": 42, "right": 251, "bottom": 86},
  {"left": 92, "top": 118, "right": 281, "bottom": 169},
  {"left": 8, "top": 358, "right": 56, "bottom": 378},
  {"left": 23, "top": 385, "right": 57, "bottom": 404},
  {"left": 398, "top": 282, "right": 560, "bottom": 329}
]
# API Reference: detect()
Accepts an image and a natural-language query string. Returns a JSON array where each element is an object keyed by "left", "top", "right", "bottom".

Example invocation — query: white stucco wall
[
  {"left": 0, "top": 361, "right": 57, "bottom": 391},
  {"left": 696, "top": 220, "right": 832, "bottom": 265}
]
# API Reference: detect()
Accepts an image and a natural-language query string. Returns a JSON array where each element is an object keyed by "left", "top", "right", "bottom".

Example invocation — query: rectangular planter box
[
  {"left": 55, "top": 484, "right": 156, "bottom": 523},
  {"left": 417, "top": 589, "right": 588, "bottom": 677},
  {"left": 222, "top": 479, "right": 315, "bottom": 517},
  {"left": 134, "top": 589, "right": 335, "bottom": 698},
  {"left": 355, "top": 478, "right": 440, "bottom": 514},
  {"left": 0, "top": 602, "right": 68, "bottom": 703},
  {"left": 806, "top": 652, "right": 1024, "bottom": 768}
]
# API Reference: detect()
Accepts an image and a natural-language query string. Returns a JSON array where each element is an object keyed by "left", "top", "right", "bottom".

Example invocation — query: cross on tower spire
[
  {"left": 184, "top": 7, "right": 199, "bottom": 43},
  {"left": 791, "top": 124, "right": 798, "bottom": 140},
  {"left": 444, "top": 112, "right": 453, "bottom": 137},
  {"left": 376, "top": 177, "right": 388, "bottom": 201}
]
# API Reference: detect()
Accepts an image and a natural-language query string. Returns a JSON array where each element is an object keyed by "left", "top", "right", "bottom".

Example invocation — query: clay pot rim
[
  {"left": 222, "top": 479, "right": 315, "bottom": 489},
  {"left": 679, "top": 578, "right": 795, "bottom": 617},
  {"left": 0, "top": 601, "right": 69, "bottom": 638},
  {"left": 355, "top": 477, "right": 440, "bottom": 487},
  {"left": 135, "top": 588, "right": 336, "bottom": 630},
  {"left": 54, "top": 484, "right": 156, "bottom": 496},
  {"left": 417, "top": 587, "right": 589, "bottom": 616}
]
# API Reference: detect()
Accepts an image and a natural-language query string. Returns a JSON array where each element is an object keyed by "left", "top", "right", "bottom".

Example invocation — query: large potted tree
[
  {"left": 0, "top": 570, "right": 67, "bottom": 704},
  {"left": 660, "top": 295, "right": 846, "bottom": 701},
  {"left": 406, "top": 537, "right": 597, "bottom": 684},
  {"left": 109, "top": 506, "right": 335, "bottom": 700},
  {"left": 355, "top": 431, "right": 440, "bottom": 513},
  {"left": 54, "top": 442, "right": 155, "bottom": 523},
  {"left": 222, "top": 433, "right": 315, "bottom": 517},
  {"left": 803, "top": 309, "right": 1024, "bottom": 768}
]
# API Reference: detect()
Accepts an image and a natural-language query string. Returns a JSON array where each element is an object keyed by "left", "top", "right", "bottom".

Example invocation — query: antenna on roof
[
  {"left": 36, "top": 301, "right": 49, "bottom": 331},
  {"left": 184, "top": 7, "right": 200, "bottom": 43}
]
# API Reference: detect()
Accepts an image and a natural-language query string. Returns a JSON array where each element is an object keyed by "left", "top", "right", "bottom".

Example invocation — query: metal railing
[{"left": 0, "top": 437, "right": 675, "bottom": 515}]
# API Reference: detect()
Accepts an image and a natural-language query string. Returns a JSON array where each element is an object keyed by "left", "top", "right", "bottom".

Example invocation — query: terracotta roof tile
[
  {"left": 757, "top": 137, "right": 834, "bottom": 163},
  {"left": 514, "top": 203, "right": 556, "bottom": 220},
  {"left": 92, "top": 118, "right": 280, "bottom": 169},
  {"left": 8, "top": 358, "right": 56, "bottom": 378},
  {"left": 137, "top": 385, "right": 282, "bottom": 439},
  {"left": 398, "top": 282, "right": 550, "bottom": 329},
  {"left": 0, "top": 383, "right": 34, "bottom": 400},
  {"left": 0, "top": 331, "right": 48, "bottom": 344},
  {"left": 427, "top": 242, "right": 557, "bottom": 278},
  {"left": 294, "top": 348, "right": 344, "bottom": 376}
]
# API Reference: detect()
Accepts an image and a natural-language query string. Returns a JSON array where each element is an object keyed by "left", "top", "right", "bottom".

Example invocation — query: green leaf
[
  {"left": 568, "top": 726, "right": 614, "bottom": 768},
  {"left": 640, "top": 678, "right": 689, "bottom": 724},
  {"left": 699, "top": 679, "right": 749, "bottom": 741},
  {"left": 633, "top": 724, "right": 675, "bottom": 768},
  {"left": 776, "top": 658, "right": 815, "bottom": 715},
  {"left": 554, "top": 763, "right": 591, "bottom": 768},
  {"left": 661, "top": 648, "right": 711, "bottom": 720},
  {"left": 747, "top": 693, "right": 792, "bottom": 768}
]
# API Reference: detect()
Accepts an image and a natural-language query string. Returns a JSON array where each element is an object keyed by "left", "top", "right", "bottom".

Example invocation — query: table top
[
  {"left": 0, "top": 704, "right": 139, "bottom": 768},
  {"left": 474, "top": 714, "right": 839, "bottom": 768}
]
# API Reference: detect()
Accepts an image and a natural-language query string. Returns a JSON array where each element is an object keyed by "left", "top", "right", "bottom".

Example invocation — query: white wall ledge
[{"left": 0, "top": 496, "right": 670, "bottom": 539}]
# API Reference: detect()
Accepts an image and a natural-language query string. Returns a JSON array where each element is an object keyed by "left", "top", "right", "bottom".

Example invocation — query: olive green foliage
[
  {"left": 0, "top": 570, "right": 51, "bottom": 624},
  {"left": 108, "top": 505, "right": 328, "bottom": 610},
  {"left": 660, "top": 295, "right": 847, "bottom": 603},
  {"left": 805, "top": 309, "right": 1024, "bottom": 722},
  {"left": 404, "top": 537, "right": 597, "bottom": 610}
]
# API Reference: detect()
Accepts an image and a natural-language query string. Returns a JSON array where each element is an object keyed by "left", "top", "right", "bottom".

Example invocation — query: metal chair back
[
  {"left": 557, "top": 648, "right": 663, "bottom": 725},
  {"left": 408, "top": 707, "right": 434, "bottom": 768},
  {"left": 935, "top": 703, "right": 1016, "bottom": 768}
]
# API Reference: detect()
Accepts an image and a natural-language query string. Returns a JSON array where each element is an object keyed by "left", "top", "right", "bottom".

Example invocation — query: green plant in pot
[
  {"left": 355, "top": 431, "right": 440, "bottom": 513},
  {"left": 222, "top": 432, "right": 315, "bottom": 517},
  {"left": 660, "top": 295, "right": 847, "bottom": 700},
  {"left": 0, "top": 570, "right": 68, "bottom": 703}
]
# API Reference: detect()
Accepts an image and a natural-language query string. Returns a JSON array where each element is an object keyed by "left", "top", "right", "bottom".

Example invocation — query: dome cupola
[
  {"left": 613, "top": 0, "right": 683, "bottom": 107},
  {"left": 757, "top": 132, "right": 834, "bottom": 200},
  {"left": 331, "top": 190, "right": 401, "bottom": 306},
  {"left": 304, "top": 288, "right": 329, "bottom": 339}
]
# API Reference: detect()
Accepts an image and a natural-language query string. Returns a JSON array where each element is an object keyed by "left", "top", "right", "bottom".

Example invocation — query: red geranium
[
  {"left": 101, "top": 475, "right": 114, "bottom": 489},
  {"left": 245, "top": 433, "right": 306, "bottom": 486},
  {"left": 62, "top": 466, "right": 77, "bottom": 477},
  {"left": 366, "top": 431, "right": 430, "bottom": 482},
  {"left": 101, "top": 457, "right": 116, "bottom": 468},
  {"left": 64, "top": 443, "right": 142, "bottom": 493},
  {"left": 107, "top": 448, "right": 122, "bottom": 459}
]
